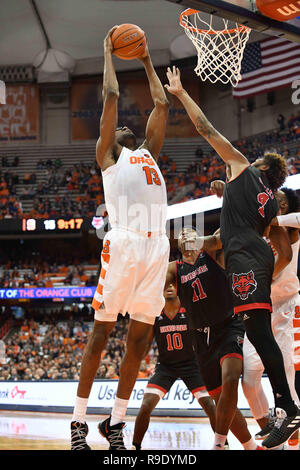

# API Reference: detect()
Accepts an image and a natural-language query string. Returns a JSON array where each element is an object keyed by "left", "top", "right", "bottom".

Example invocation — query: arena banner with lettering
[
  {"left": 0, "top": 84, "right": 39, "bottom": 143},
  {"left": 0, "top": 287, "right": 96, "bottom": 300},
  {"left": 71, "top": 69, "right": 199, "bottom": 141},
  {"left": 0, "top": 378, "right": 273, "bottom": 414}
]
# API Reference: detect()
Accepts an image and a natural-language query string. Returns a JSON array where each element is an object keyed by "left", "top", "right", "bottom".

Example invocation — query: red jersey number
[
  {"left": 166, "top": 332, "right": 183, "bottom": 351},
  {"left": 142, "top": 166, "right": 162, "bottom": 186},
  {"left": 192, "top": 278, "right": 207, "bottom": 302}
]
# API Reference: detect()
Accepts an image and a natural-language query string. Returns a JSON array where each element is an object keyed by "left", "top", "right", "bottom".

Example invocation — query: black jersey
[
  {"left": 176, "top": 251, "right": 233, "bottom": 330},
  {"left": 220, "top": 165, "right": 279, "bottom": 258},
  {"left": 154, "top": 305, "right": 196, "bottom": 368}
]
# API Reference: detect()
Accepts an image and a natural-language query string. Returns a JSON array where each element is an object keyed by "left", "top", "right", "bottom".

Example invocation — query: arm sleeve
[{"left": 277, "top": 212, "right": 300, "bottom": 229}]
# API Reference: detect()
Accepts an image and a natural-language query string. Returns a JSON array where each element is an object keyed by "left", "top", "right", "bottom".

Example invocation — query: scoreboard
[
  {"left": 0, "top": 216, "right": 105, "bottom": 235},
  {"left": 22, "top": 217, "right": 84, "bottom": 232}
]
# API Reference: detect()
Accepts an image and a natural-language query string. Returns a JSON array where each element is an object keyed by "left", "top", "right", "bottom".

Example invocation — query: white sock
[
  {"left": 242, "top": 438, "right": 258, "bottom": 450},
  {"left": 212, "top": 433, "right": 227, "bottom": 450},
  {"left": 110, "top": 397, "right": 129, "bottom": 426},
  {"left": 72, "top": 396, "right": 88, "bottom": 423}
]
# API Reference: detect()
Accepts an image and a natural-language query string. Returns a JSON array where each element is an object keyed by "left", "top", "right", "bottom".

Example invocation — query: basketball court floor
[{"left": 0, "top": 410, "right": 259, "bottom": 451}]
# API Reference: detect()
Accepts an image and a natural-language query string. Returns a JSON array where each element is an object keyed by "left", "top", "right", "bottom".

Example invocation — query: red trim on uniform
[
  {"left": 208, "top": 385, "right": 222, "bottom": 397},
  {"left": 293, "top": 319, "right": 300, "bottom": 327},
  {"left": 181, "top": 249, "right": 203, "bottom": 266},
  {"left": 227, "top": 165, "right": 250, "bottom": 184},
  {"left": 191, "top": 386, "right": 207, "bottom": 394},
  {"left": 220, "top": 353, "right": 243, "bottom": 367},
  {"left": 146, "top": 383, "right": 167, "bottom": 394},
  {"left": 163, "top": 303, "right": 181, "bottom": 321},
  {"left": 295, "top": 332, "right": 300, "bottom": 341},
  {"left": 234, "top": 303, "right": 272, "bottom": 314},
  {"left": 295, "top": 364, "right": 300, "bottom": 371}
]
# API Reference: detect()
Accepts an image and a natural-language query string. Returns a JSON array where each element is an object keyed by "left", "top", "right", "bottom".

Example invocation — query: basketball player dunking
[
  {"left": 71, "top": 27, "right": 170, "bottom": 450},
  {"left": 165, "top": 66, "right": 300, "bottom": 450}
]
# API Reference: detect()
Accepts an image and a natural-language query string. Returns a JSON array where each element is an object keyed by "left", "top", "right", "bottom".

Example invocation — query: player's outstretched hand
[
  {"left": 104, "top": 26, "right": 119, "bottom": 53},
  {"left": 138, "top": 42, "right": 150, "bottom": 61},
  {"left": 165, "top": 66, "right": 183, "bottom": 95},
  {"left": 210, "top": 180, "right": 225, "bottom": 198}
]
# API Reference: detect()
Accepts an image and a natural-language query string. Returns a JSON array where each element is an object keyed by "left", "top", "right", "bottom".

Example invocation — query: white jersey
[
  {"left": 102, "top": 146, "right": 167, "bottom": 232},
  {"left": 271, "top": 238, "right": 300, "bottom": 305}
]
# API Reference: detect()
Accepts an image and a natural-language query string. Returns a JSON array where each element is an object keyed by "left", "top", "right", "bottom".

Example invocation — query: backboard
[{"left": 167, "top": 0, "right": 300, "bottom": 42}]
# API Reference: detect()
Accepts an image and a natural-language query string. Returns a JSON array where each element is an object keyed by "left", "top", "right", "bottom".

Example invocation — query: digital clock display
[{"left": 22, "top": 218, "right": 85, "bottom": 232}]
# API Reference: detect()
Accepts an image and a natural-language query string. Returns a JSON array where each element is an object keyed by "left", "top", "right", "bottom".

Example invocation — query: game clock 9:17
[{"left": 22, "top": 218, "right": 84, "bottom": 232}]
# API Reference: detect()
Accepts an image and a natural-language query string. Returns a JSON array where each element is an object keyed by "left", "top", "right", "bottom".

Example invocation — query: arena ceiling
[{"left": 0, "top": 0, "right": 269, "bottom": 76}]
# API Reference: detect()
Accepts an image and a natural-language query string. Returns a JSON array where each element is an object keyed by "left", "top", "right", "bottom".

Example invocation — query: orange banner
[
  {"left": 72, "top": 68, "right": 199, "bottom": 141},
  {"left": 0, "top": 84, "right": 39, "bottom": 143}
]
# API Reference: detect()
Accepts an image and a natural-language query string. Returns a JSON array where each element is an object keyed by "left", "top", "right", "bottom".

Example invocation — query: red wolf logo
[{"left": 232, "top": 270, "right": 257, "bottom": 300}]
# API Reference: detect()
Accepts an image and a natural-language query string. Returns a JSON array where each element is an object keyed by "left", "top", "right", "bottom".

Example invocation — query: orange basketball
[{"left": 111, "top": 24, "right": 146, "bottom": 60}]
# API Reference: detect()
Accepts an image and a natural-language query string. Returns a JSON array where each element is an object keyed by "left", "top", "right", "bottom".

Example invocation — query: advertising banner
[
  {"left": 71, "top": 69, "right": 200, "bottom": 141},
  {"left": 0, "top": 287, "right": 96, "bottom": 300},
  {"left": 0, "top": 84, "right": 39, "bottom": 143},
  {"left": 0, "top": 378, "right": 273, "bottom": 413}
]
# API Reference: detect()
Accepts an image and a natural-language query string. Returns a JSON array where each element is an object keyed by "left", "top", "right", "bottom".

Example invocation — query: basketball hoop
[{"left": 179, "top": 9, "right": 251, "bottom": 87}]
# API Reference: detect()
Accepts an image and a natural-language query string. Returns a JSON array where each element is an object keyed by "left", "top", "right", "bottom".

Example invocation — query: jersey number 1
[{"left": 192, "top": 278, "right": 207, "bottom": 302}]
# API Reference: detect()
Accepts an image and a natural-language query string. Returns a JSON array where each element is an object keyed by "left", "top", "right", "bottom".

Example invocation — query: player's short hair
[
  {"left": 263, "top": 152, "right": 288, "bottom": 192},
  {"left": 281, "top": 187, "right": 300, "bottom": 214}
]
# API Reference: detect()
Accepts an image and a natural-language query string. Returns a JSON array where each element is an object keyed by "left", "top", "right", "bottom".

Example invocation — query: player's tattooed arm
[{"left": 165, "top": 66, "right": 248, "bottom": 180}]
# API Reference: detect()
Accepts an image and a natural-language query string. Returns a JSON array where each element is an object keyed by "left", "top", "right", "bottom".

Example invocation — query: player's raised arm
[
  {"left": 165, "top": 67, "right": 249, "bottom": 180},
  {"left": 268, "top": 226, "right": 293, "bottom": 279},
  {"left": 96, "top": 27, "right": 120, "bottom": 170},
  {"left": 139, "top": 46, "right": 169, "bottom": 161}
]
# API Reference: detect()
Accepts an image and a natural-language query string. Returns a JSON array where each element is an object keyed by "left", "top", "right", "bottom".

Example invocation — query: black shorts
[
  {"left": 146, "top": 361, "right": 207, "bottom": 398},
  {"left": 226, "top": 242, "right": 274, "bottom": 315},
  {"left": 194, "top": 315, "right": 244, "bottom": 396}
]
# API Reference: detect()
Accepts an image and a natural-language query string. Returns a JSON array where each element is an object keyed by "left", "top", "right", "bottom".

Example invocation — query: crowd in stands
[
  {"left": 0, "top": 113, "right": 300, "bottom": 218},
  {"left": 0, "top": 307, "right": 157, "bottom": 381}
]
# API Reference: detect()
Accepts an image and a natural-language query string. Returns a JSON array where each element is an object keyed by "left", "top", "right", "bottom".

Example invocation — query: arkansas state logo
[{"left": 232, "top": 270, "right": 257, "bottom": 301}]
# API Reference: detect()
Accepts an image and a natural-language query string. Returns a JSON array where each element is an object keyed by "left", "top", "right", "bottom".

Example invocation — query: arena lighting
[{"left": 166, "top": 173, "right": 300, "bottom": 220}]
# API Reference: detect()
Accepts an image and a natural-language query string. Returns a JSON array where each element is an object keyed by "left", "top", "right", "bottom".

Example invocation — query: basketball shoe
[
  {"left": 255, "top": 409, "right": 276, "bottom": 439},
  {"left": 71, "top": 421, "right": 91, "bottom": 450},
  {"left": 98, "top": 416, "right": 126, "bottom": 450},
  {"left": 262, "top": 407, "right": 300, "bottom": 449}
]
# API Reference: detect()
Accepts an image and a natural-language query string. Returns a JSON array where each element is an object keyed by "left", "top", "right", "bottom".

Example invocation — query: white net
[{"left": 180, "top": 9, "right": 251, "bottom": 87}]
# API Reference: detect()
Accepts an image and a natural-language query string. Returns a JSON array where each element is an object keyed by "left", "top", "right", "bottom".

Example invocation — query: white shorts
[
  {"left": 243, "top": 293, "right": 300, "bottom": 371},
  {"left": 92, "top": 227, "right": 170, "bottom": 325}
]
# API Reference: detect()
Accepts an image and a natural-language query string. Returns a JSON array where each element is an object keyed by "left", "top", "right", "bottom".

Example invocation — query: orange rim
[{"left": 179, "top": 8, "right": 251, "bottom": 35}]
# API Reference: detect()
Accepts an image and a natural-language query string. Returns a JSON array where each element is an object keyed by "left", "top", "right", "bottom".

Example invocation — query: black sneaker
[
  {"left": 262, "top": 407, "right": 300, "bottom": 450},
  {"left": 98, "top": 416, "right": 126, "bottom": 450},
  {"left": 71, "top": 421, "right": 91, "bottom": 450},
  {"left": 255, "top": 409, "right": 276, "bottom": 440}
]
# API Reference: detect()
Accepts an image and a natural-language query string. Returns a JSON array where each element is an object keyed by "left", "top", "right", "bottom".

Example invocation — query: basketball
[{"left": 111, "top": 24, "right": 146, "bottom": 60}]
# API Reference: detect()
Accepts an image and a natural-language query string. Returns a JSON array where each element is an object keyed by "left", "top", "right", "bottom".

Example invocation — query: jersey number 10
[{"left": 166, "top": 332, "right": 183, "bottom": 351}]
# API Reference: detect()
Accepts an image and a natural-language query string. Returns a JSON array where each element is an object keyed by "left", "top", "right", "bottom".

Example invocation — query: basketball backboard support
[{"left": 167, "top": 0, "right": 300, "bottom": 42}]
